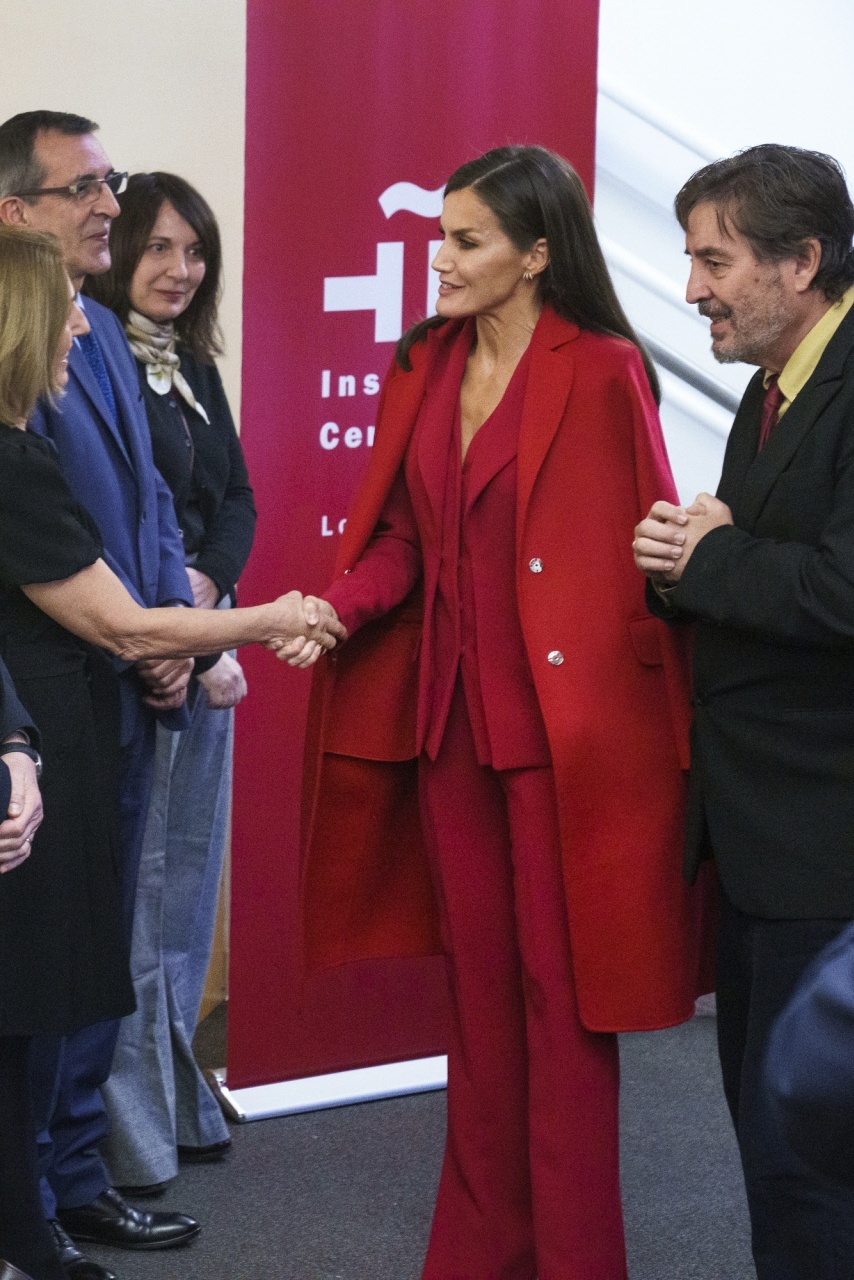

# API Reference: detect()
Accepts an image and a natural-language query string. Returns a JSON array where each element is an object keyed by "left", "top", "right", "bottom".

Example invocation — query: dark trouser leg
[
  {"left": 716, "top": 893, "right": 854, "bottom": 1280},
  {"left": 419, "top": 683, "right": 625, "bottom": 1280},
  {"left": 35, "top": 710, "right": 156, "bottom": 1213},
  {"left": 0, "top": 1037, "right": 64, "bottom": 1280}
]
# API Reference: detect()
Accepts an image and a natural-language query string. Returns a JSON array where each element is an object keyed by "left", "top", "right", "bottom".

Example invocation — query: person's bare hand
[
  {"left": 186, "top": 568, "right": 220, "bottom": 610},
  {"left": 634, "top": 495, "right": 734, "bottom": 585},
  {"left": 678, "top": 493, "right": 734, "bottom": 570},
  {"left": 684, "top": 493, "right": 734, "bottom": 528},
  {"left": 197, "top": 653, "right": 248, "bottom": 709},
  {"left": 265, "top": 594, "right": 347, "bottom": 668},
  {"left": 633, "top": 501, "right": 689, "bottom": 581},
  {"left": 136, "top": 656, "right": 194, "bottom": 710},
  {"left": 0, "top": 753, "right": 43, "bottom": 873}
]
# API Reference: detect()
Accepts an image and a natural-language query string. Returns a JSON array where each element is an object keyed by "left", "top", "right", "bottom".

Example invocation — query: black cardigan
[{"left": 138, "top": 347, "right": 256, "bottom": 600}]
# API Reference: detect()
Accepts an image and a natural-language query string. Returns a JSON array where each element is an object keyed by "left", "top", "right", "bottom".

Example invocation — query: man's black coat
[{"left": 652, "top": 304, "right": 854, "bottom": 917}]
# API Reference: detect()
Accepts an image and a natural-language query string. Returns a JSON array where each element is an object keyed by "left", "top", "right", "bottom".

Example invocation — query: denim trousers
[{"left": 100, "top": 678, "right": 233, "bottom": 1187}]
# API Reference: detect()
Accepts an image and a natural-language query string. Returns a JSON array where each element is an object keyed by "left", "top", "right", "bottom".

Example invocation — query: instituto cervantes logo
[
  {"left": 316, "top": 182, "right": 444, "bottom": 536},
  {"left": 323, "top": 182, "right": 444, "bottom": 341}
]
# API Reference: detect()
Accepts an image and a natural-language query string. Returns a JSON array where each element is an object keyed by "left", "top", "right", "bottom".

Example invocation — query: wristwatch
[{"left": 0, "top": 742, "right": 43, "bottom": 778}]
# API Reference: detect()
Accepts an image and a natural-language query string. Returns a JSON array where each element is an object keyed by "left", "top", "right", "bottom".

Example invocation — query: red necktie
[{"left": 757, "top": 375, "right": 783, "bottom": 452}]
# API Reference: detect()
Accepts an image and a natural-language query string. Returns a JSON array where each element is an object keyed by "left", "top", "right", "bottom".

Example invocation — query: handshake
[{"left": 263, "top": 591, "right": 347, "bottom": 668}]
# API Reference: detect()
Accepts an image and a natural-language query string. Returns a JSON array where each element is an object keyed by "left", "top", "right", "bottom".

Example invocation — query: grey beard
[{"left": 712, "top": 340, "right": 771, "bottom": 367}]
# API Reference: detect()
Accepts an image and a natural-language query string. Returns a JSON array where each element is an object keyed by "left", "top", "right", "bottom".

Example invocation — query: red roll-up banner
[{"left": 230, "top": 0, "right": 600, "bottom": 1093}]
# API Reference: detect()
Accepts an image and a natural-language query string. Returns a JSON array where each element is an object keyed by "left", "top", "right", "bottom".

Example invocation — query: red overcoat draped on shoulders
[{"left": 301, "top": 307, "right": 715, "bottom": 1032}]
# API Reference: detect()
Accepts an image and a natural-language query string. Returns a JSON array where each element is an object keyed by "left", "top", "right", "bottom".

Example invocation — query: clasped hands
[
  {"left": 0, "top": 749, "right": 43, "bottom": 874},
  {"left": 633, "top": 492, "right": 733, "bottom": 584},
  {"left": 265, "top": 591, "right": 347, "bottom": 668}
]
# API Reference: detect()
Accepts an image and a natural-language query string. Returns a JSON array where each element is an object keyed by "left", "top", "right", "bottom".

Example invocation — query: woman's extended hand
[{"left": 265, "top": 593, "right": 347, "bottom": 668}]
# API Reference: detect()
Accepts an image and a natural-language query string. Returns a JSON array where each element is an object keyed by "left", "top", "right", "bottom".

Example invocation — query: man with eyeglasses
[{"left": 0, "top": 111, "right": 199, "bottom": 1280}]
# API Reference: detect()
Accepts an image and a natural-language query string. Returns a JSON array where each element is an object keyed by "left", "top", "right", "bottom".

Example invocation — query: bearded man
[{"left": 634, "top": 144, "right": 854, "bottom": 1280}]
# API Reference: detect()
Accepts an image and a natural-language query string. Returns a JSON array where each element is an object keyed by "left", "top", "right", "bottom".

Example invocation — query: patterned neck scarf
[{"left": 125, "top": 309, "right": 210, "bottom": 424}]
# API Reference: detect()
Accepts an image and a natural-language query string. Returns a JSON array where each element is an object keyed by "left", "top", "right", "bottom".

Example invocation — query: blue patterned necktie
[{"left": 77, "top": 328, "right": 118, "bottom": 425}]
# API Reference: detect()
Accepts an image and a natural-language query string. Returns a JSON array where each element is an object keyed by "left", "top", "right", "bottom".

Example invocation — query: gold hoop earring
[{"left": 523, "top": 270, "right": 534, "bottom": 282}]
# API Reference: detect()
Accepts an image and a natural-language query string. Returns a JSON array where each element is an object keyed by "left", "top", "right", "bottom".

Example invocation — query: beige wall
[
  {"left": 0, "top": 2, "right": 247, "bottom": 1008},
  {"left": 0, "top": 0, "right": 247, "bottom": 412}
]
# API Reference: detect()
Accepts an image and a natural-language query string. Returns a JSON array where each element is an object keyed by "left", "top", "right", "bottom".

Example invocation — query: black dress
[{"left": 0, "top": 423, "right": 134, "bottom": 1036}]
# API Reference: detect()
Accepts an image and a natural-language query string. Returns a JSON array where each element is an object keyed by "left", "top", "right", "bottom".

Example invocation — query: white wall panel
[
  {"left": 0, "top": 1, "right": 247, "bottom": 416},
  {"left": 597, "top": 0, "right": 854, "bottom": 500}
]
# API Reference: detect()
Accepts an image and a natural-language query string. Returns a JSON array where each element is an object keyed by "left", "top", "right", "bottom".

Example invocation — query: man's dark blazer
[
  {"left": 766, "top": 919, "right": 854, "bottom": 1183},
  {"left": 652, "top": 303, "right": 854, "bottom": 917},
  {"left": 28, "top": 296, "right": 191, "bottom": 734}
]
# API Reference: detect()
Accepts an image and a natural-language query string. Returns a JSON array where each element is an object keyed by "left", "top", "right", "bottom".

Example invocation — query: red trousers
[{"left": 419, "top": 685, "right": 627, "bottom": 1280}]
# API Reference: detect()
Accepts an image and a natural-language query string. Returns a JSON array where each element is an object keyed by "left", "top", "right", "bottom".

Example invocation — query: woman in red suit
[{"left": 303, "top": 146, "right": 713, "bottom": 1280}]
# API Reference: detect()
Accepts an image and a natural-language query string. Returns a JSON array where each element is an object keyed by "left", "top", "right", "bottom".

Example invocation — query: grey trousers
[{"left": 100, "top": 682, "right": 233, "bottom": 1187}]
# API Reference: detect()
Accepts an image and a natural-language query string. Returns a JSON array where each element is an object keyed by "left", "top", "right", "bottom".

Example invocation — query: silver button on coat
[
  {"left": 528, "top": 557, "right": 543, "bottom": 573},
  {"left": 547, "top": 650, "right": 564, "bottom": 666}
]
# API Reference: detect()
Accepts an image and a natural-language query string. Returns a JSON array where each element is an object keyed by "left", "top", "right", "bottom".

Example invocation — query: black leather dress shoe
[
  {"left": 177, "top": 1137, "right": 232, "bottom": 1163},
  {"left": 0, "top": 1261, "right": 34, "bottom": 1280},
  {"left": 48, "top": 1220, "right": 117, "bottom": 1280},
  {"left": 58, "top": 1188, "right": 200, "bottom": 1251}
]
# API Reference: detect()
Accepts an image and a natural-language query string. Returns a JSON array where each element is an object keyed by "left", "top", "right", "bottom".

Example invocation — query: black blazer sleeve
[
  {"left": 665, "top": 346, "right": 854, "bottom": 649},
  {"left": 191, "top": 363, "right": 257, "bottom": 596},
  {"left": 671, "top": 462, "right": 854, "bottom": 648},
  {"left": 0, "top": 656, "right": 37, "bottom": 743}
]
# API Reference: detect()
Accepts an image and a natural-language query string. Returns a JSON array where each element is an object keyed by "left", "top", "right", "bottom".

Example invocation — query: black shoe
[
  {"left": 177, "top": 1138, "right": 232, "bottom": 1163},
  {"left": 58, "top": 1188, "right": 200, "bottom": 1251},
  {"left": 0, "top": 1261, "right": 34, "bottom": 1280},
  {"left": 48, "top": 1220, "right": 117, "bottom": 1280}
]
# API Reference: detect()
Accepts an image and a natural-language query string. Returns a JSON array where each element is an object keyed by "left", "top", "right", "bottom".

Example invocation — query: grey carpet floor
[{"left": 81, "top": 1009, "right": 754, "bottom": 1280}]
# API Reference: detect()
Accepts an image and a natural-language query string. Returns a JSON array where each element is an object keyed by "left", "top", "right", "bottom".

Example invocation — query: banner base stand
[{"left": 205, "top": 1056, "right": 448, "bottom": 1124}]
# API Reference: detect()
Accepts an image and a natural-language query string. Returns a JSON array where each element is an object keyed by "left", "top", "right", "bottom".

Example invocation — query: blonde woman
[{"left": 0, "top": 226, "right": 340, "bottom": 1279}]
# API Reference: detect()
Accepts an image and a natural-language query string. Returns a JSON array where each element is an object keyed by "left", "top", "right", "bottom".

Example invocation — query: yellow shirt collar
[{"left": 763, "top": 285, "right": 854, "bottom": 415}]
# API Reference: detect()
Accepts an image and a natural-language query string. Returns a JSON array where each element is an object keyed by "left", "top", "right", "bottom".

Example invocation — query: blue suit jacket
[
  {"left": 29, "top": 296, "right": 191, "bottom": 733},
  {"left": 766, "top": 920, "right": 854, "bottom": 1185}
]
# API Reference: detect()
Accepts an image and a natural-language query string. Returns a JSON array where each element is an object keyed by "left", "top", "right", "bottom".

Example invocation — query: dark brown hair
[
  {"left": 675, "top": 144, "right": 854, "bottom": 302},
  {"left": 397, "top": 145, "right": 660, "bottom": 402},
  {"left": 0, "top": 111, "right": 99, "bottom": 200},
  {"left": 83, "top": 171, "right": 223, "bottom": 362}
]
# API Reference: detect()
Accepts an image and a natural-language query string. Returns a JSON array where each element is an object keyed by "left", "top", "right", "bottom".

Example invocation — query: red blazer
[
  {"left": 324, "top": 321, "right": 550, "bottom": 768},
  {"left": 302, "top": 308, "right": 715, "bottom": 1032}
]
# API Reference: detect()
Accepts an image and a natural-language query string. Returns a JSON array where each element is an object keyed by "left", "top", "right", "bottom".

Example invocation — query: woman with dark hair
[
  {"left": 0, "top": 225, "right": 339, "bottom": 1279},
  {"left": 303, "top": 146, "right": 712, "bottom": 1278},
  {"left": 84, "top": 174, "right": 257, "bottom": 1190}
]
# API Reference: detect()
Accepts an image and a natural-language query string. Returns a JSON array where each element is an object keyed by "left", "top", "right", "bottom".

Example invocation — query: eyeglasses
[{"left": 15, "top": 171, "right": 128, "bottom": 203}]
